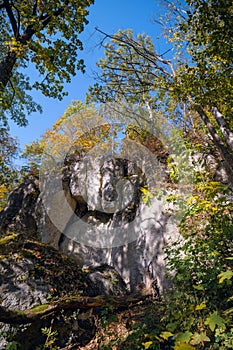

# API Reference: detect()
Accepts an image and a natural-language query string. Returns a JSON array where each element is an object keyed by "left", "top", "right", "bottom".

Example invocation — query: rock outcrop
[
  {"left": 0, "top": 234, "right": 127, "bottom": 349},
  {"left": 0, "top": 175, "right": 40, "bottom": 237},
  {"left": 0, "top": 149, "right": 177, "bottom": 294}
]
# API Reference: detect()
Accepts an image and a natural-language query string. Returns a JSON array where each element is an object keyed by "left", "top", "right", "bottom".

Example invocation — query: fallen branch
[{"left": 0, "top": 293, "right": 151, "bottom": 325}]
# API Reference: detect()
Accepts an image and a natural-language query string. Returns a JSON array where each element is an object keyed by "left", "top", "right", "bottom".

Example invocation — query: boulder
[
  {"left": 85, "top": 264, "right": 127, "bottom": 296},
  {"left": 0, "top": 175, "right": 40, "bottom": 238},
  {"left": 0, "top": 233, "right": 126, "bottom": 349}
]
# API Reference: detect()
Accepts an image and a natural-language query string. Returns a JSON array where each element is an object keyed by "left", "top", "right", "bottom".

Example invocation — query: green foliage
[
  {"left": 180, "top": 0, "right": 233, "bottom": 114},
  {"left": 41, "top": 326, "right": 59, "bottom": 349},
  {"left": 204, "top": 312, "right": 226, "bottom": 333},
  {"left": 162, "top": 172, "right": 233, "bottom": 349},
  {"left": 87, "top": 29, "right": 175, "bottom": 120},
  {"left": 92, "top": 300, "right": 168, "bottom": 350},
  {"left": 0, "top": 0, "right": 94, "bottom": 127},
  {"left": 87, "top": 13, "right": 233, "bottom": 348},
  {"left": 6, "top": 341, "right": 21, "bottom": 350},
  {"left": 0, "top": 127, "right": 19, "bottom": 210},
  {"left": 89, "top": 1, "right": 233, "bottom": 180},
  {"left": 140, "top": 186, "right": 155, "bottom": 207}
]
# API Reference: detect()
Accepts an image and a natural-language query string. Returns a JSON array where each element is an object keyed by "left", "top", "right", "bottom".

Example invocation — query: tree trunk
[
  {"left": 0, "top": 50, "right": 17, "bottom": 89},
  {"left": 211, "top": 107, "right": 233, "bottom": 152},
  {"left": 0, "top": 4, "right": 63, "bottom": 91},
  {"left": 196, "top": 106, "right": 233, "bottom": 184}
]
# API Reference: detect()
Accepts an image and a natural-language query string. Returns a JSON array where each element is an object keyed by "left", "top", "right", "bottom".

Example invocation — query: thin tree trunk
[
  {"left": 196, "top": 106, "right": 233, "bottom": 184},
  {"left": 0, "top": 50, "right": 17, "bottom": 89},
  {"left": 212, "top": 107, "right": 233, "bottom": 152}
]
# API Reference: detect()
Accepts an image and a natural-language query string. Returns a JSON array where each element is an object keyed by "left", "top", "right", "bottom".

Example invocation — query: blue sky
[{"left": 9, "top": 0, "right": 169, "bottom": 154}]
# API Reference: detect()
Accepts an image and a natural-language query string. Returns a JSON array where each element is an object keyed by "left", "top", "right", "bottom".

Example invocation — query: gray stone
[
  {"left": 86, "top": 264, "right": 127, "bottom": 296},
  {"left": 58, "top": 154, "right": 177, "bottom": 293},
  {"left": 0, "top": 175, "right": 40, "bottom": 237}
]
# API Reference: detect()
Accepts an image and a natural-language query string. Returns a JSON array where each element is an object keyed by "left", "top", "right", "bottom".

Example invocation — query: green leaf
[
  {"left": 193, "top": 284, "right": 204, "bottom": 291},
  {"left": 176, "top": 331, "right": 193, "bottom": 343},
  {"left": 174, "top": 343, "right": 195, "bottom": 350},
  {"left": 140, "top": 187, "right": 154, "bottom": 206},
  {"left": 224, "top": 307, "right": 233, "bottom": 315},
  {"left": 6, "top": 342, "right": 20, "bottom": 350},
  {"left": 218, "top": 270, "right": 233, "bottom": 283},
  {"left": 205, "top": 311, "right": 226, "bottom": 332}
]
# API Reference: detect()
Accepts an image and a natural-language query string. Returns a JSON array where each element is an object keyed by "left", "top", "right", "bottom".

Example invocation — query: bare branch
[
  {"left": 95, "top": 27, "right": 175, "bottom": 76},
  {"left": 161, "top": 0, "right": 187, "bottom": 20},
  {"left": 8, "top": 78, "right": 15, "bottom": 106}
]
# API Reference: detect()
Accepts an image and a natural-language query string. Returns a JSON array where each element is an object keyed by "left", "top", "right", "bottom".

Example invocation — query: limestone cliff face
[
  {"left": 0, "top": 152, "right": 178, "bottom": 293},
  {"left": 39, "top": 151, "right": 178, "bottom": 293}
]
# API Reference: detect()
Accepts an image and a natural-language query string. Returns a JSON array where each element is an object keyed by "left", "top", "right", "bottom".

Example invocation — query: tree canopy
[
  {"left": 0, "top": 0, "right": 94, "bottom": 127},
  {"left": 88, "top": 0, "right": 233, "bottom": 184},
  {"left": 22, "top": 100, "right": 115, "bottom": 170}
]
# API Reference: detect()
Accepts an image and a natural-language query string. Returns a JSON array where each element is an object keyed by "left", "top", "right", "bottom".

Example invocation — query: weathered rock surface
[
  {"left": 0, "top": 152, "right": 177, "bottom": 293},
  {"left": 57, "top": 154, "right": 177, "bottom": 292},
  {"left": 0, "top": 175, "right": 40, "bottom": 236},
  {"left": 0, "top": 234, "right": 127, "bottom": 349},
  {"left": 86, "top": 264, "right": 127, "bottom": 296}
]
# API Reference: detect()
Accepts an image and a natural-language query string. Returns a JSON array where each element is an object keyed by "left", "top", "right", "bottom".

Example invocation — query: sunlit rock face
[
  {"left": 0, "top": 152, "right": 178, "bottom": 293},
  {"left": 55, "top": 153, "right": 177, "bottom": 293}
]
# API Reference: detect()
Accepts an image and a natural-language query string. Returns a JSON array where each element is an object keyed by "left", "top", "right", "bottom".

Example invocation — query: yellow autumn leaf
[
  {"left": 218, "top": 270, "right": 233, "bottom": 283},
  {"left": 0, "top": 184, "right": 8, "bottom": 199},
  {"left": 195, "top": 302, "right": 206, "bottom": 310},
  {"left": 142, "top": 341, "right": 153, "bottom": 349},
  {"left": 160, "top": 331, "right": 174, "bottom": 340},
  {"left": 211, "top": 207, "right": 218, "bottom": 211},
  {"left": 187, "top": 196, "right": 199, "bottom": 204}
]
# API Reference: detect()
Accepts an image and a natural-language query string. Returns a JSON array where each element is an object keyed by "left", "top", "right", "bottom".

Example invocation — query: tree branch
[
  {"left": 3, "top": 0, "right": 18, "bottom": 38},
  {"left": 20, "top": 1, "right": 68, "bottom": 44},
  {"left": 8, "top": 78, "right": 16, "bottom": 106},
  {"left": 0, "top": 293, "right": 151, "bottom": 325},
  {"left": 32, "top": 0, "right": 38, "bottom": 16},
  {"left": 95, "top": 27, "right": 175, "bottom": 76},
  {"left": 0, "top": 294, "right": 151, "bottom": 324},
  {"left": 11, "top": 4, "right": 20, "bottom": 37}
]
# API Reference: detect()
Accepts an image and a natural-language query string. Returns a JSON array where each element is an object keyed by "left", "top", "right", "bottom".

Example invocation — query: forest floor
[{"left": 79, "top": 299, "right": 164, "bottom": 350}]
